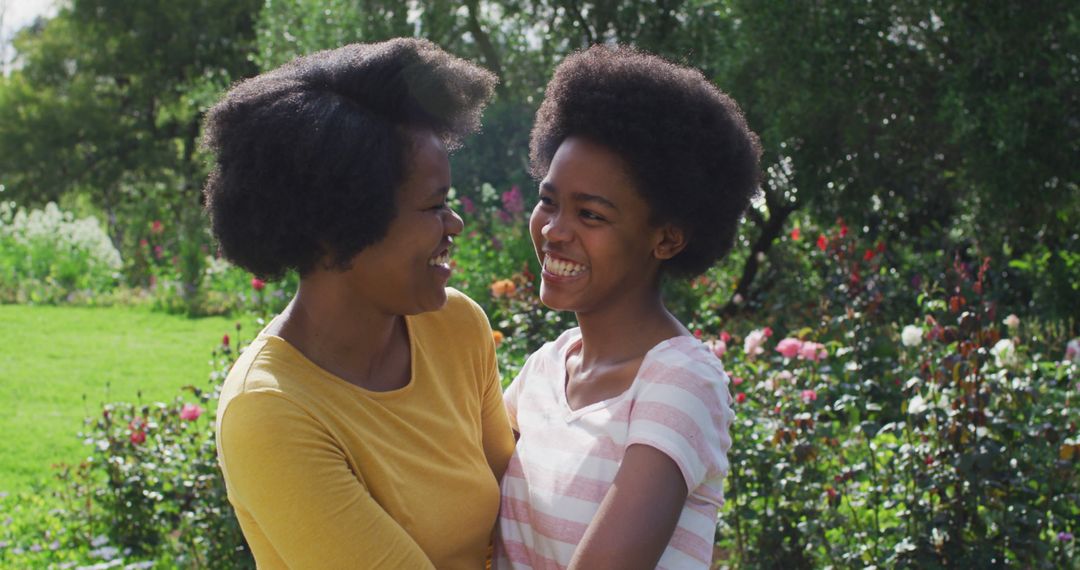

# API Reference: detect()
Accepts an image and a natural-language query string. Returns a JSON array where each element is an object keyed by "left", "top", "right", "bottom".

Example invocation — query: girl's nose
[{"left": 540, "top": 214, "right": 570, "bottom": 242}]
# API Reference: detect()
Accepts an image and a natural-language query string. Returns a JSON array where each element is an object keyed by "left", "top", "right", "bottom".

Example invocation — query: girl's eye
[
  {"left": 538, "top": 196, "right": 554, "bottom": 206},
  {"left": 429, "top": 202, "right": 449, "bottom": 211},
  {"left": 580, "top": 210, "right": 605, "bottom": 222}
]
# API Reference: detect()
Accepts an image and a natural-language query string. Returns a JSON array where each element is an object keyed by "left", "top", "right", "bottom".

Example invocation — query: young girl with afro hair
[{"left": 494, "top": 45, "right": 761, "bottom": 569}]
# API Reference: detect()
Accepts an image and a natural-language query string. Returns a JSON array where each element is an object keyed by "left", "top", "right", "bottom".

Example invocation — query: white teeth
[
  {"left": 428, "top": 251, "right": 450, "bottom": 266},
  {"left": 544, "top": 255, "right": 586, "bottom": 277}
]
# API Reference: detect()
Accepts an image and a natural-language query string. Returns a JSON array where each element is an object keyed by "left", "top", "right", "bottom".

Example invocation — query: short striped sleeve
[{"left": 625, "top": 346, "right": 734, "bottom": 507}]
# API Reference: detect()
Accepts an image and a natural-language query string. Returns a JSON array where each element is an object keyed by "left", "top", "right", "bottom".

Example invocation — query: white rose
[
  {"left": 907, "top": 394, "right": 928, "bottom": 415},
  {"left": 901, "top": 325, "right": 923, "bottom": 347},
  {"left": 990, "top": 338, "right": 1017, "bottom": 368},
  {"left": 1003, "top": 314, "right": 1020, "bottom": 329}
]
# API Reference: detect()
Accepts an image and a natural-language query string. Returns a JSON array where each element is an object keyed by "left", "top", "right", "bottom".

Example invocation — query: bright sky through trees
[{"left": 1, "top": 0, "right": 58, "bottom": 73}]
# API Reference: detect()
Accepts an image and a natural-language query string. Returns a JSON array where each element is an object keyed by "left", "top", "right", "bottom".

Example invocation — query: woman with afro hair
[
  {"left": 495, "top": 45, "right": 761, "bottom": 569},
  {"left": 204, "top": 39, "right": 514, "bottom": 569}
]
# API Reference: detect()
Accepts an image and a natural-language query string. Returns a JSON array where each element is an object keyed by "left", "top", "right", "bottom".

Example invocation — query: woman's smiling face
[
  {"left": 342, "top": 128, "right": 463, "bottom": 315},
  {"left": 529, "top": 136, "right": 670, "bottom": 316}
]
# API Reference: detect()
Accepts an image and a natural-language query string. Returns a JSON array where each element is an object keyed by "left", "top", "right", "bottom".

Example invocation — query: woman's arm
[
  {"left": 219, "top": 392, "right": 435, "bottom": 569},
  {"left": 567, "top": 444, "right": 688, "bottom": 570}
]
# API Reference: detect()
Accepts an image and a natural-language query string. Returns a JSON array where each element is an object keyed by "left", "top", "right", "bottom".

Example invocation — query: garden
[{"left": 1, "top": 1, "right": 1077, "bottom": 568}]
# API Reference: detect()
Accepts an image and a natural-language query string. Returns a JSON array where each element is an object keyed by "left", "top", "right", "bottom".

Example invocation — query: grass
[{"left": 0, "top": 304, "right": 237, "bottom": 493}]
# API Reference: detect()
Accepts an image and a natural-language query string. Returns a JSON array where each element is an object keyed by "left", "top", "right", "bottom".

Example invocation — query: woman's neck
[{"left": 269, "top": 274, "right": 410, "bottom": 390}]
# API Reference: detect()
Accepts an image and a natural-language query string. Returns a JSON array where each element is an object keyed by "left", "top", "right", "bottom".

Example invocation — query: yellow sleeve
[
  {"left": 219, "top": 391, "right": 436, "bottom": 569},
  {"left": 463, "top": 293, "right": 515, "bottom": 483}
]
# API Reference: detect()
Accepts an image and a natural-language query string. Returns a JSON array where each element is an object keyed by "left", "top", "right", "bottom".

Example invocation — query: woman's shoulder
[
  {"left": 414, "top": 287, "right": 488, "bottom": 331},
  {"left": 217, "top": 335, "right": 326, "bottom": 411}
]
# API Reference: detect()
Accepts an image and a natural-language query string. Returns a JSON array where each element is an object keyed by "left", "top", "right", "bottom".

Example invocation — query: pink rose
[
  {"left": 799, "top": 341, "right": 827, "bottom": 362},
  {"left": 130, "top": 431, "right": 146, "bottom": 445},
  {"left": 744, "top": 328, "right": 771, "bottom": 359},
  {"left": 251, "top": 277, "right": 266, "bottom": 291},
  {"left": 731, "top": 376, "right": 744, "bottom": 386},
  {"left": 180, "top": 404, "right": 203, "bottom": 421},
  {"left": 706, "top": 339, "right": 727, "bottom": 359},
  {"left": 801, "top": 389, "right": 818, "bottom": 403},
  {"left": 735, "top": 392, "right": 747, "bottom": 404},
  {"left": 776, "top": 337, "right": 803, "bottom": 359}
]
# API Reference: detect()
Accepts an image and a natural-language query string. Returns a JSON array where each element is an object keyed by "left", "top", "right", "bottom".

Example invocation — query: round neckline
[
  {"left": 258, "top": 314, "right": 418, "bottom": 399},
  {"left": 559, "top": 332, "right": 696, "bottom": 418}
]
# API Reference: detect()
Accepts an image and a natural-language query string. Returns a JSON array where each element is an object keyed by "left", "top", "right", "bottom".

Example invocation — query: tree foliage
[{"left": 0, "top": 0, "right": 1075, "bottom": 317}]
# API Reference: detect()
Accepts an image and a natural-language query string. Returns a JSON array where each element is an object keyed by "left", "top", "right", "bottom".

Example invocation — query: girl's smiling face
[{"left": 529, "top": 136, "right": 683, "bottom": 316}]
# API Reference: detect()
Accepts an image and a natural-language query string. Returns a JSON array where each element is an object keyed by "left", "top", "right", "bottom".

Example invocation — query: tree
[{"left": 0, "top": 0, "right": 261, "bottom": 257}]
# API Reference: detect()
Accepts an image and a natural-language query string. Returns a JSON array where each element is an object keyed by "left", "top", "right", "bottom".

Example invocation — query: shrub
[
  {"left": 0, "top": 201, "right": 122, "bottom": 303},
  {"left": 715, "top": 244, "right": 1079, "bottom": 568}
]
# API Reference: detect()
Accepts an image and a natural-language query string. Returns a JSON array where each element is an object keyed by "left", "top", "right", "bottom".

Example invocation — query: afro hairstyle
[
  {"left": 530, "top": 44, "right": 762, "bottom": 277},
  {"left": 202, "top": 38, "right": 496, "bottom": 279}
]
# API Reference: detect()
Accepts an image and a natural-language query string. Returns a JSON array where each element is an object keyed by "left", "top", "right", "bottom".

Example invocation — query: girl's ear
[{"left": 653, "top": 224, "right": 687, "bottom": 261}]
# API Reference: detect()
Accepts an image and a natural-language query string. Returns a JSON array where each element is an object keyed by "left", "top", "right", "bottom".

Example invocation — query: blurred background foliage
[{"left": 1, "top": 0, "right": 1076, "bottom": 320}]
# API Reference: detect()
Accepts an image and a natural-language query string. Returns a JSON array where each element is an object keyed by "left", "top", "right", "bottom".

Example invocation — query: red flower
[
  {"left": 816, "top": 235, "right": 828, "bottom": 251},
  {"left": 138, "top": 239, "right": 148, "bottom": 248},
  {"left": 839, "top": 223, "right": 848, "bottom": 238},
  {"left": 790, "top": 227, "right": 801, "bottom": 241},
  {"left": 251, "top": 277, "right": 266, "bottom": 291},
  {"left": 735, "top": 392, "right": 747, "bottom": 404},
  {"left": 826, "top": 487, "right": 838, "bottom": 500},
  {"left": 731, "top": 376, "right": 744, "bottom": 386},
  {"left": 153, "top": 245, "right": 164, "bottom": 259},
  {"left": 720, "top": 331, "right": 731, "bottom": 343},
  {"left": 693, "top": 328, "right": 703, "bottom": 339},
  {"left": 876, "top": 241, "right": 886, "bottom": 254},
  {"left": 863, "top": 249, "right": 875, "bottom": 261},
  {"left": 222, "top": 334, "right": 230, "bottom": 347},
  {"left": 949, "top": 295, "right": 963, "bottom": 313},
  {"left": 128, "top": 417, "right": 148, "bottom": 445},
  {"left": 150, "top": 220, "right": 164, "bottom": 235}
]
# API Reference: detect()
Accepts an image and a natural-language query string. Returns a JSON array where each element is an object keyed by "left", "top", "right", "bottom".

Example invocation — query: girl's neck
[{"left": 573, "top": 287, "right": 688, "bottom": 369}]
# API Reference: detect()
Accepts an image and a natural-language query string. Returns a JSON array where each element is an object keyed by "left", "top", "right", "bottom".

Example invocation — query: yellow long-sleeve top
[{"left": 216, "top": 289, "right": 515, "bottom": 569}]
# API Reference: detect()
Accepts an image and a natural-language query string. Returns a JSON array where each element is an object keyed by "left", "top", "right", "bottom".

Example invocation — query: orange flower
[
  {"left": 492, "top": 330, "right": 505, "bottom": 347},
  {"left": 490, "top": 279, "right": 516, "bottom": 298}
]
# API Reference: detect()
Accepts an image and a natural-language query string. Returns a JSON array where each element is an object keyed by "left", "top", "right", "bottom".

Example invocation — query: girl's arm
[{"left": 568, "top": 443, "right": 688, "bottom": 570}]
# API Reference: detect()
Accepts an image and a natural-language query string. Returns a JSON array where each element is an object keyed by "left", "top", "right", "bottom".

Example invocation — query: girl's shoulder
[{"left": 638, "top": 335, "right": 729, "bottom": 390}]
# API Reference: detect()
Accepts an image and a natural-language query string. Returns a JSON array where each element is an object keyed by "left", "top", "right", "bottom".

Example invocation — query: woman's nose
[{"left": 445, "top": 207, "right": 464, "bottom": 236}]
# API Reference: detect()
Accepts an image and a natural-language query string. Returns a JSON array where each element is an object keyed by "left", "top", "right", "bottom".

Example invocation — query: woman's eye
[
  {"left": 580, "top": 210, "right": 605, "bottom": 222},
  {"left": 538, "top": 196, "right": 554, "bottom": 206}
]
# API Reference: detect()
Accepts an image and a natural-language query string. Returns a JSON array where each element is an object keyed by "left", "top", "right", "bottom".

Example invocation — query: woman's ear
[{"left": 652, "top": 224, "right": 687, "bottom": 261}]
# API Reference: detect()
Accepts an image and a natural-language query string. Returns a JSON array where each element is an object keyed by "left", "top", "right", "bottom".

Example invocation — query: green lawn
[{"left": 0, "top": 305, "right": 237, "bottom": 493}]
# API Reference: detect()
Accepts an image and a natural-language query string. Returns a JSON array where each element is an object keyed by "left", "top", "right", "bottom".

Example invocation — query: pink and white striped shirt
[{"left": 494, "top": 328, "right": 735, "bottom": 569}]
